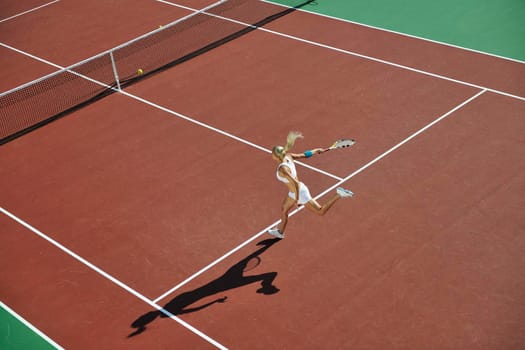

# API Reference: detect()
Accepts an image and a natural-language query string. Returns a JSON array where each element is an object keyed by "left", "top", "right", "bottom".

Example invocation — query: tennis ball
[{"left": 137, "top": 68, "right": 144, "bottom": 75}]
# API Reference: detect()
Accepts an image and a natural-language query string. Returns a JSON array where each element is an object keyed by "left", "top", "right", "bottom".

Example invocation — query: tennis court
[{"left": 1, "top": 1, "right": 524, "bottom": 349}]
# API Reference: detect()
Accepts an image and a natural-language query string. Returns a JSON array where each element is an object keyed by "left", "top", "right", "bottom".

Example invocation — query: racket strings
[{"left": 332, "top": 139, "right": 355, "bottom": 148}]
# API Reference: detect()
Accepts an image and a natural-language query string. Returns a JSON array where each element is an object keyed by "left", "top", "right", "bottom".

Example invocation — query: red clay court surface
[{"left": 1, "top": 0, "right": 524, "bottom": 349}]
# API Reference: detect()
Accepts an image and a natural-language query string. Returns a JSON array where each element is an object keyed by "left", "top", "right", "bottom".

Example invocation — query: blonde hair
[
  {"left": 285, "top": 131, "right": 303, "bottom": 152},
  {"left": 273, "top": 131, "right": 303, "bottom": 160}
]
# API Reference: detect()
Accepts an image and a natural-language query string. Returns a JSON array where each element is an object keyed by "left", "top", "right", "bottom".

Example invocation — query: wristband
[{"left": 304, "top": 150, "right": 313, "bottom": 158}]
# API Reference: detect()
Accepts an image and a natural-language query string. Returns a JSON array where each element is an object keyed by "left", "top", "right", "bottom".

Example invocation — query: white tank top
[{"left": 276, "top": 156, "right": 297, "bottom": 183}]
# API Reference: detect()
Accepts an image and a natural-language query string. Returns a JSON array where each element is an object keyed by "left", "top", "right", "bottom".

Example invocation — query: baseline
[{"left": 265, "top": 0, "right": 525, "bottom": 64}]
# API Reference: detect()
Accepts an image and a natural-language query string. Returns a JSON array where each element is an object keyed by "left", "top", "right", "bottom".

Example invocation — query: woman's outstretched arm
[{"left": 289, "top": 148, "right": 327, "bottom": 159}]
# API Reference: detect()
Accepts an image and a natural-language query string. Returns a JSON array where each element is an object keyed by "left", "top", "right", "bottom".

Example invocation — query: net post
[{"left": 109, "top": 51, "right": 121, "bottom": 91}]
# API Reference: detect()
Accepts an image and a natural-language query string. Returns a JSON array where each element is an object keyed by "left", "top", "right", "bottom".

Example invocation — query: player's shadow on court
[{"left": 128, "top": 237, "right": 280, "bottom": 338}]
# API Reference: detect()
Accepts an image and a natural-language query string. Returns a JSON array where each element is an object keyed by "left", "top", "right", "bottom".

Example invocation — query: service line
[{"left": 154, "top": 89, "right": 487, "bottom": 302}]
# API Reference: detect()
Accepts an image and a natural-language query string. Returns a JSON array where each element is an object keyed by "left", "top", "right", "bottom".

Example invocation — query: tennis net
[{"left": 0, "top": 0, "right": 312, "bottom": 145}]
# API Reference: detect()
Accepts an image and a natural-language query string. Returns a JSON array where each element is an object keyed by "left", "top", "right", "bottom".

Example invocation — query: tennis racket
[{"left": 326, "top": 138, "right": 356, "bottom": 151}]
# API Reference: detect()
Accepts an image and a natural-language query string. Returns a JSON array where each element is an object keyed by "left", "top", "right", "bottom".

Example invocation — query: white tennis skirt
[{"left": 288, "top": 182, "right": 313, "bottom": 205}]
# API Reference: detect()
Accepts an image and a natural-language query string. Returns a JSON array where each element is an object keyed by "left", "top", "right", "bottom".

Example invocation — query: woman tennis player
[{"left": 268, "top": 131, "right": 354, "bottom": 239}]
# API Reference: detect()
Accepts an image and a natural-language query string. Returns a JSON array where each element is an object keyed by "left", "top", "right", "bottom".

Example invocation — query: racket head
[{"left": 329, "top": 138, "right": 356, "bottom": 149}]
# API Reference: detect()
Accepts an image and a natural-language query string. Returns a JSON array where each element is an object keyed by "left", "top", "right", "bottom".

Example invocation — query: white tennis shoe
[
  {"left": 336, "top": 187, "right": 354, "bottom": 198},
  {"left": 268, "top": 228, "right": 284, "bottom": 239}
]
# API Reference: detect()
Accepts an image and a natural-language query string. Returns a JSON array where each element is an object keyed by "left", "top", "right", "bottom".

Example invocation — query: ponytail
[{"left": 284, "top": 131, "right": 303, "bottom": 153}]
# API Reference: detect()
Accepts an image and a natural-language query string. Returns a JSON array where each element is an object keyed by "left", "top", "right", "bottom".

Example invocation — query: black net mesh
[{"left": 0, "top": 0, "right": 312, "bottom": 144}]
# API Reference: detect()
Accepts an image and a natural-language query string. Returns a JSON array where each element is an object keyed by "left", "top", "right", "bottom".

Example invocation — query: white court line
[
  {"left": 154, "top": 89, "right": 487, "bottom": 303},
  {"left": 261, "top": 0, "right": 525, "bottom": 65},
  {"left": 118, "top": 90, "right": 343, "bottom": 181},
  {"left": 0, "top": 301, "right": 64, "bottom": 350},
  {"left": 0, "top": 42, "right": 343, "bottom": 181},
  {"left": 0, "top": 207, "right": 228, "bottom": 350},
  {"left": 154, "top": 221, "right": 279, "bottom": 303},
  {"left": 0, "top": 0, "right": 60, "bottom": 24},
  {"left": 155, "top": 0, "right": 524, "bottom": 101},
  {"left": 314, "top": 89, "right": 487, "bottom": 196}
]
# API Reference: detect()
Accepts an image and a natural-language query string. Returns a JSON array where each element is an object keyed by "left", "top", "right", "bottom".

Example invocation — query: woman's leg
[
  {"left": 304, "top": 194, "right": 341, "bottom": 216},
  {"left": 277, "top": 196, "right": 297, "bottom": 233}
]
